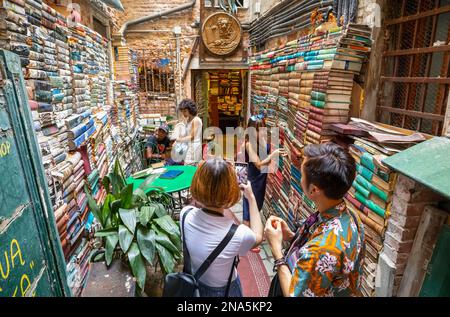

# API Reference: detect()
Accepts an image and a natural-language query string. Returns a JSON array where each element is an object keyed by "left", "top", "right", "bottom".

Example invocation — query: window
[
  {"left": 378, "top": 0, "right": 450, "bottom": 136},
  {"left": 206, "top": 0, "right": 248, "bottom": 9},
  {"left": 139, "top": 58, "right": 175, "bottom": 95}
]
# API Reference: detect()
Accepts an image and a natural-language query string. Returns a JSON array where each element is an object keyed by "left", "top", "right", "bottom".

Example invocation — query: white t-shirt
[{"left": 180, "top": 206, "right": 256, "bottom": 287}]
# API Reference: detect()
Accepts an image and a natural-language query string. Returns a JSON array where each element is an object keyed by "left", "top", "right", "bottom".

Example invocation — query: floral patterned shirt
[{"left": 288, "top": 203, "right": 365, "bottom": 297}]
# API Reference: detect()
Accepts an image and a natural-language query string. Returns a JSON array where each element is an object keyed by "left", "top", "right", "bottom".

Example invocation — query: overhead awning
[{"left": 100, "top": 0, "right": 125, "bottom": 12}]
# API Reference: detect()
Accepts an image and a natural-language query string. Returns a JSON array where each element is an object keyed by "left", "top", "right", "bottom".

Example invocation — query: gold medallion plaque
[{"left": 201, "top": 12, "right": 242, "bottom": 56}]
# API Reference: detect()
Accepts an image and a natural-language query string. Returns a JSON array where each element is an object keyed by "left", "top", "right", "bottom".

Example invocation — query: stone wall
[{"left": 376, "top": 174, "right": 448, "bottom": 296}]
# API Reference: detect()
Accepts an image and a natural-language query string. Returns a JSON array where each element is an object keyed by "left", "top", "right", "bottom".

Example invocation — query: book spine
[
  {"left": 356, "top": 175, "right": 388, "bottom": 202},
  {"left": 311, "top": 91, "right": 326, "bottom": 101},
  {"left": 310, "top": 99, "right": 326, "bottom": 109},
  {"left": 355, "top": 191, "right": 385, "bottom": 218}
]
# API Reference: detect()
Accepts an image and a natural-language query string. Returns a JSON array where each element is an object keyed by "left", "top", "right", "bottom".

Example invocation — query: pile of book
[
  {"left": 0, "top": 5, "right": 142, "bottom": 296},
  {"left": 329, "top": 118, "right": 427, "bottom": 296},
  {"left": 114, "top": 46, "right": 133, "bottom": 81},
  {"left": 249, "top": 24, "right": 373, "bottom": 229},
  {"left": 345, "top": 140, "right": 397, "bottom": 297}
]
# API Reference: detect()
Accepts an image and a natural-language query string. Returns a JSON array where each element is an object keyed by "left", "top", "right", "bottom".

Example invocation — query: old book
[
  {"left": 331, "top": 59, "right": 363, "bottom": 72},
  {"left": 329, "top": 123, "right": 369, "bottom": 136}
]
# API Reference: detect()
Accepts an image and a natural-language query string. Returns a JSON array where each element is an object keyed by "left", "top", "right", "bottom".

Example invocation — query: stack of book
[
  {"left": 249, "top": 24, "right": 373, "bottom": 251},
  {"left": 329, "top": 117, "right": 427, "bottom": 296},
  {"left": 114, "top": 46, "right": 133, "bottom": 81},
  {"left": 345, "top": 141, "right": 397, "bottom": 297}
]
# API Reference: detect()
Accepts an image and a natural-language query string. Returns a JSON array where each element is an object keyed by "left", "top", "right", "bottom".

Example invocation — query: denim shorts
[{"left": 198, "top": 276, "right": 243, "bottom": 297}]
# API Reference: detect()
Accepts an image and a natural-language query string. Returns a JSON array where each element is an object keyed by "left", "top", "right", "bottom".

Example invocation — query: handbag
[{"left": 268, "top": 211, "right": 319, "bottom": 297}]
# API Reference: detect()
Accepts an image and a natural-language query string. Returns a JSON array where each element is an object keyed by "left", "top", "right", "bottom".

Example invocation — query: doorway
[{"left": 193, "top": 69, "right": 248, "bottom": 133}]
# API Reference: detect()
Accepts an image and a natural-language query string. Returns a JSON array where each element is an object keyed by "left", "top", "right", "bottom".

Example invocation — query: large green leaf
[
  {"left": 137, "top": 173, "right": 161, "bottom": 192},
  {"left": 85, "top": 186, "right": 102, "bottom": 226},
  {"left": 137, "top": 226, "right": 156, "bottom": 264},
  {"left": 152, "top": 225, "right": 180, "bottom": 256},
  {"left": 111, "top": 173, "right": 126, "bottom": 196},
  {"left": 168, "top": 232, "right": 182, "bottom": 252},
  {"left": 127, "top": 242, "right": 146, "bottom": 291},
  {"left": 133, "top": 188, "right": 148, "bottom": 204},
  {"left": 154, "top": 203, "right": 168, "bottom": 218},
  {"left": 155, "top": 243, "right": 175, "bottom": 274},
  {"left": 120, "top": 184, "right": 134, "bottom": 209},
  {"left": 111, "top": 199, "right": 122, "bottom": 216},
  {"left": 101, "top": 194, "right": 115, "bottom": 227},
  {"left": 119, "top": 208, "right": 137, "bottom": 234},
  {"left": 105, "top": 234, "right": 118, "bottom": 266},
  {"left": 94, "top": 227, "right": 118, "bottom": 237},
  {"left": 102, "top": 176, "right": 111, "bottom": 194},
  {"left": 140, "top": 205, "right": 156, "bottom": 226},
  {"left": 118, "top": 225, "right": 134, "bottom": 253},
  {"left": 113, "top": 158, "right": 126, "bottom": 180},
  {"left": 153, "top": 215, "right": 180, "bottom": 236}
]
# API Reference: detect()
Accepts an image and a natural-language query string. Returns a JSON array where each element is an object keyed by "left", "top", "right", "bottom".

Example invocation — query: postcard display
[
  {"left": 249, "top": 24, "right": 397, "bottom": 296},
  {"left": 0, "top": 0, "right": 140, "bottom": 296}
]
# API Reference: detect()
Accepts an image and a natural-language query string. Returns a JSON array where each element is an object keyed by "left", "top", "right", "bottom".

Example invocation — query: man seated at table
[{"left": 145, "top": 124, "right": 171, "bottom": 165}]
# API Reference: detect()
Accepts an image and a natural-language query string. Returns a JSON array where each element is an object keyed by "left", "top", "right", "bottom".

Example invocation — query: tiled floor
[{"left": 231, "top": 199, "right": 276, "bottom": 280}]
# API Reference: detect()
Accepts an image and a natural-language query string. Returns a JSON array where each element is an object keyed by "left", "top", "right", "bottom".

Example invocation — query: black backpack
[{"left": 163, "top": 208, "right": 239, "bottom": 297}]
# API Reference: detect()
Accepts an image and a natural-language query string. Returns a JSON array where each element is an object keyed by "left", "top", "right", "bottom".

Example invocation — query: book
[{"left": 332, "top": 59, "right": 363, "bottom": 72}]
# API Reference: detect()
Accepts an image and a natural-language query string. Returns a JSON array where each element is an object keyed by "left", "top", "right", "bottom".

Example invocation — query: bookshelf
[{"left": 208, "top": 70, "right": 243, "bottom": 130}]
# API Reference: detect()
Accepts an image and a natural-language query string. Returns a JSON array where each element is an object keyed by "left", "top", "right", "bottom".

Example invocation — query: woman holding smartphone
[
  {"left": 242, "top": 115, "right": 286, "bottom": 250},
  {"left": 180, "top": 159, "right": 264, "bottom": 296}
]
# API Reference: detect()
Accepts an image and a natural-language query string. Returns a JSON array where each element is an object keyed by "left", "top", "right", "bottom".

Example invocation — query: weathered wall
[
  {"left": 115, "top": 0, "right": 199, "bottom": 61},
  {"left": 376, "top": 175, "right": 447, "bottom": 296},
  {"left": 356, "top": 0, "right": 387, "bottom": 123}
]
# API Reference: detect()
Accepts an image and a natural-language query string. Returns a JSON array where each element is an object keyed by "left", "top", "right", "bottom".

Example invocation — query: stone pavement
[{"left": 230, "top": 199, "right": 276, "bottom": 280}]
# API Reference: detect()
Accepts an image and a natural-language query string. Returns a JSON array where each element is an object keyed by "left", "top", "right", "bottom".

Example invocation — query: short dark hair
[
  {"left": 302, "top": 143, "right": 356, "bottom": 200},
  {"left": 178, "top": 99, "right": 197, "bottom": 116}
]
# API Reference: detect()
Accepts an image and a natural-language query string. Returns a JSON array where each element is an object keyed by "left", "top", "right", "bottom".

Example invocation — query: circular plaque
[{"left": 201, "top": 12, "right": 242, "bottom": 56}]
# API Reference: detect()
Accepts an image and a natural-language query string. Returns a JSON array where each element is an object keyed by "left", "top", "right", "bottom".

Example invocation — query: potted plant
[{"left": 85, "top": 160, "right": 182, "bottom": 293}]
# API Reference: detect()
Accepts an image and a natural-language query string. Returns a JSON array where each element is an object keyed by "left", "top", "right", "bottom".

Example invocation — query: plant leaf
[
  {"left": 137, "top": 173, "right": 161, "bottom": 192},
  {"left": 94, "top": 227, "right": 118, "bottom": 237},
  {"left": 119, "top": 208, "right": 137, "bottom": 234},
  {"left": 153, "top": 215, "right": 180, "bottom": 236},
  {"left": 127, "top": 242, "right": 146, "bottom": 291},
  {"left": 154, "top": 203, "right": 168, "bottom": 218},
  {"left": 111, "top": 199, "right": 122, "bottom": 216},
  {"left": 133, "top": 188, "right": 148, "bottom": 204},
  {"left": 120, "top": 184, "right": 134, "bottom": 209},
  {"left": 118, "top": 225, "right": 134, "bottom": 253},
  {"left": 102, "top": 176, "right": 111, "bottom": 194},
  {"left": 105, "top": 234, "right": 118, "bottom": 266},
  {"left": 155, "top": 243, "right": 175, "bottom": 274},
  {"left": 154, "top": 215, "right": 182, "bottom": 251},
  {"left": 140, "top": 205, "right": 156, "bottom": 226},
  {"left": 152, "top": 225, "right": 180, "bottom": 256},
  {"left": 137, "top": 226, "right": 156, "bottom": 264},
  {"left": 85, "top": 186, "right": 102, "bottom": 226},
  {"left": 101, "top": 194, "right": 115, "bottom": 227}
]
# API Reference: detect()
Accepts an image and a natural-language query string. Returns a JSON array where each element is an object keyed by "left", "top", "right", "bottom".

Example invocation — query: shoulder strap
[
  {"left": 181, "top": 207, "right": 194, "bottom": 274},
  {"left": 194, "top": 223, "right": 238, "bottom": 280},
  {"left": 225, "top": 256, "right": 239, "bottom": 297}
]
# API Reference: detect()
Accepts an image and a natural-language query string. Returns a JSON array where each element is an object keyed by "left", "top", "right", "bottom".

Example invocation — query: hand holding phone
[{"left": 235, "top": 162, "right": 248, "bottom": 185}]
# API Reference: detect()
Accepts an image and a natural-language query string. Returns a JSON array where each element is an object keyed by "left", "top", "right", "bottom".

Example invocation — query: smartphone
[{"left": 235, "top": 162, "right": 248, "bottom": 185}]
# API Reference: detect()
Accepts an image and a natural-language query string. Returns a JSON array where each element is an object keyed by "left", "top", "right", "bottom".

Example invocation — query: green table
[{"left": 126, "top": 165, "right": 198, "bottom": 211}]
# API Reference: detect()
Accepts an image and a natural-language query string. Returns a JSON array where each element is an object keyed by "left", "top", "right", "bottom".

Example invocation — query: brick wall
[{"left": 377, "top": 174, "right": 446, "bottom": 296}]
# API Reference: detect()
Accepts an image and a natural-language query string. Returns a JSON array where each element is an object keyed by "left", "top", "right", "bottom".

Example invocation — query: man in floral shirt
[{"left": 265, "top": 143, "right": 365, "bottom": 297}]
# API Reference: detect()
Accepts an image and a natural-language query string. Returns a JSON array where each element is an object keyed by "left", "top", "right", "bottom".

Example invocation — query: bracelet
[{"left": 273, "top": 258, "right": 287, "bottom": 272}]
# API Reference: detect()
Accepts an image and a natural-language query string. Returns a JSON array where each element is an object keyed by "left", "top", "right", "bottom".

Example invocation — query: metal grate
[{"left": 378, "top": 0, "right": 450, "bottom": 136}]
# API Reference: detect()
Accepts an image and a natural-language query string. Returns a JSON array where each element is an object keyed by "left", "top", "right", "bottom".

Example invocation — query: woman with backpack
[{"left": 179, "top": 158, "right": 264, "bottom": 297}]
